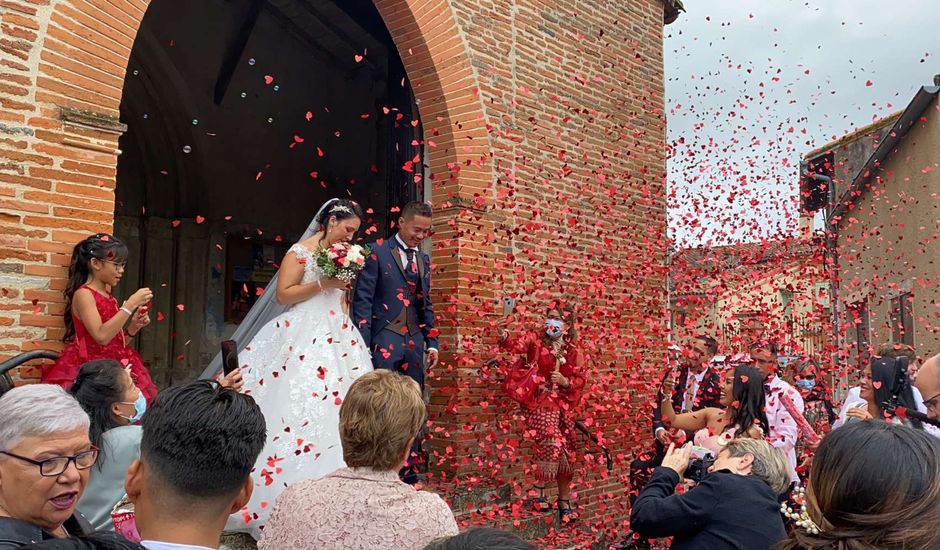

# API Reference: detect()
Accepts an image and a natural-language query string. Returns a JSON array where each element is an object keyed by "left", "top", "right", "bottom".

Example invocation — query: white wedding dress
[{"left": 225, "top": 243, "right": 373, "bottom": 539}]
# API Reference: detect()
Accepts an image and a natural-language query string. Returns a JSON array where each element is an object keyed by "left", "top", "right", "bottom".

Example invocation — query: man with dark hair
[
  {"left": 353, "top": 200, "right": 438, "bottom": 484},
  {"left": 124, "top": 381, "right": 266, "bottom": 550},
  {"left": 749, "top": 340, "right": 803, "bottom": 484},
  {"left": 624, "top": 335, "right": 721, "bottom": 549}
]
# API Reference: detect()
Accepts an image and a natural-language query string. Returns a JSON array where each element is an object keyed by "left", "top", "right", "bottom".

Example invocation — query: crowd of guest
[
  {"left": 3, "top": 328, "right": 940, "bottom": 549},
  {"left": 0, "top": 366, "right": 539, "bottom": 550},
  {"left": 623, "top": 332, "right": 940, "bottom": 550}
]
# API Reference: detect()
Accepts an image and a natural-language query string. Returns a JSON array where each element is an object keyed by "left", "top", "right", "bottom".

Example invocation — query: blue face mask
[
  {"left": 119, "top": 392, "right": 147, "bottom": 423},
  {"left": 796, "top": 379, "right": 816, "bottom": 391},
  {"left": 545, "top": 319, "right": 564, "bottom": 340}
]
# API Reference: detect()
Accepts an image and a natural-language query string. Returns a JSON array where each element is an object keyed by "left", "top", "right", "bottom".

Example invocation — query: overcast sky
[{"left": 665, "top": 0, "right": 938, "bottom": 248}]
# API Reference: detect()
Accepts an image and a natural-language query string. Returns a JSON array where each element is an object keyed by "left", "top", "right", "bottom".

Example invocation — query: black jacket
[
  {"left": 651, "top": 366, "right": 722, "bottom": 436},
  {"left": 630, "top": 468, "right": 786, "bottom": 550},
  {"left": 0, "top": 514, "right": 93, "bottom": 549}
]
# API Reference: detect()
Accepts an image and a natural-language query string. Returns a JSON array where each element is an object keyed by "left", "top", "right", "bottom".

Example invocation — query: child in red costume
[
  {"left": 42, "top": 234, "right": 158, "bottom": 403},
  {"left": 499, "top": 302, "right": 585, "bottom": 524}
]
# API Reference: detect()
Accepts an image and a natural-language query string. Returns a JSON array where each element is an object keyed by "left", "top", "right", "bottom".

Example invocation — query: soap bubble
[
  {"left": 240, "top": 92, "right": 247, "bottom": 98},
  {"left": 192, "top": 119, "right": 199, "bottom": 125},
  {"left": 182, "top": 145, "right": 192, "bottom": 154},
  {"left": 248, "top": 58, "right": 256, "bottom": 66}
]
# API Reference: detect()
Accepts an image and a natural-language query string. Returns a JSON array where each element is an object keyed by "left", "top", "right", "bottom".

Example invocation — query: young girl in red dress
[
  {"left": 499, "top": 302, "right": 585, "bottom": 524},
  {"left": 42, "top": 234, "right": 158, "bottom": 402}
]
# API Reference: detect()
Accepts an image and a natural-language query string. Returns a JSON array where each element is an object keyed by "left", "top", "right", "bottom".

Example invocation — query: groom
[{"left": 353, "top": 200, "right": 439, "bottom": 385}]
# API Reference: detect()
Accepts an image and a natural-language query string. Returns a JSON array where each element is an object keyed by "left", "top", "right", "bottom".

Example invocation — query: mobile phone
[{"left": 221, "top": 340, "right": 239, "bottom": 376}]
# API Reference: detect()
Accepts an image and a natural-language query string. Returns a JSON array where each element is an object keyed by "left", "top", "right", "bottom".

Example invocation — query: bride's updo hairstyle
[
  {"left": 317, "top": 199, "right": 364, "bottom": 230},
  {"left": 779, "top": 420, "right": 940, "bottom": 549}
]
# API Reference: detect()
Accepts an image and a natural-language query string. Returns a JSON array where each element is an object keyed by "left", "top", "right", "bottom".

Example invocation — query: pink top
[
  {"left": 694, "top": 426, "right": 739, "bottom": 454},
  {"left": 258, "top": 467, "right": 459, "bottom": 550}
]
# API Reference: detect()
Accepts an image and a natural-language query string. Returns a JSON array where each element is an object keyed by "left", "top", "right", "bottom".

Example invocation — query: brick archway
[{"left": 0, "top": 0, "right": 491, "bottom": 360}]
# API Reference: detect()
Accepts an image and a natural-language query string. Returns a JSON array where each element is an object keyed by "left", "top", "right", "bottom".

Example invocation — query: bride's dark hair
[{"left": 316, "top": 199, "right": 364, "bottom": 229}]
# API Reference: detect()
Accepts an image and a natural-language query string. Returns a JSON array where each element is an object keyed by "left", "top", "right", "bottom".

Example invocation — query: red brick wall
[{"left": 1, "top": 0, "right": 667, "bottom": 542}]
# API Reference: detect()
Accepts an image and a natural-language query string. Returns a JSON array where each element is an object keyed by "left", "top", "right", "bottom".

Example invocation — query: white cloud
[{"left": 666, "top": 0, "right": 938, "bottom": 247}]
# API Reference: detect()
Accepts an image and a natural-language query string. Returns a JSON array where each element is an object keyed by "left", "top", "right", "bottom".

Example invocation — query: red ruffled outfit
[
  {"left": 501, "top": 332, "right": 585, "bottom": 483},
  {"left": 42, "top": 285, "right": 158, "bottom": 403}
]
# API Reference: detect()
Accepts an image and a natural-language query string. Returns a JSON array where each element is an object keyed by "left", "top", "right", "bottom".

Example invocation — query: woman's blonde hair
[{"left": 339, "top": 370, "right": 425, "bottom": 471}]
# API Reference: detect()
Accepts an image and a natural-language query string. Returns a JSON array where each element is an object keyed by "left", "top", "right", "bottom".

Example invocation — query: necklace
[{"left": 780, "top": 484, "right": 820, "bottom": 535}]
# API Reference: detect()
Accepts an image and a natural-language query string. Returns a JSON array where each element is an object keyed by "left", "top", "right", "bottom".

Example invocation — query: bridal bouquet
[{"left": 315, "top": 242, "right": 371, "bottom": 282}]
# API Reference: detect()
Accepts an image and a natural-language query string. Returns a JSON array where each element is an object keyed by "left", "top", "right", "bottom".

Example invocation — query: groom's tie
[{"left": 403, "top": 247, "right": 416, "bottom": 273}]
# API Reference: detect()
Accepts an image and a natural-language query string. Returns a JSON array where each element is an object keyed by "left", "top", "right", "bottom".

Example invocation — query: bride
[{"left": 204, "top": 198, "right": 373, "bottom": 538}]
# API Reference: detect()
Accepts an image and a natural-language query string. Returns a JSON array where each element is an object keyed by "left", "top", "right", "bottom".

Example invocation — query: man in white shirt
[
  {"left": 125, "top": 381, "right": 266, "bottom": 550},
  {"left": 749, "top": 341, "right": 804, "bottom": 484}
]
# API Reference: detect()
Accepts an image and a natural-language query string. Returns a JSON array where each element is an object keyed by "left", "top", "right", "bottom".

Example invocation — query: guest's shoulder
[
  {"left": 277, "top": 476, "right": 335, "bottom": 503},
  {"left": 102, "top": 425, "right": 142, "bottom": 449},
  {"left": 411, "top": 491, "right": 458, "bottom": 534},
  {"left": 412, "top": 489, "right": 455, "bottom": 513}
]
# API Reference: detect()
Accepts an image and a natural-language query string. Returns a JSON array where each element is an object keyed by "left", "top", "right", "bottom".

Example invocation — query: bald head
[{"left": 914, "top": 354, "right": 940, "bottom": 419}]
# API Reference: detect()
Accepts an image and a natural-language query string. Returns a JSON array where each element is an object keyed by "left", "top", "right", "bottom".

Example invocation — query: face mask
[
  {"left": 119, "top": 392, "right": 147, "bottom": 423},
  {"left": 796, "top": 379, "right": 816, "bottom": 391},
  {"left": 545, "top": 319, "right": 564, "bottom": 340}
]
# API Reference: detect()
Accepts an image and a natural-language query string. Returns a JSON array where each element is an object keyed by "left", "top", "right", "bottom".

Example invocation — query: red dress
[
  {"left": 500, "top": 332, "right": 586, "bottom": 483},
  {"left": 500, "top": 331, "right": 585, "bottom": 411},
  {"left": 42, "top": 285, "right": 158, "bottom": 403}
]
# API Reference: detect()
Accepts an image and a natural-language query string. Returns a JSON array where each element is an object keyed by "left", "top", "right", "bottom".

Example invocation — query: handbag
[{"left": 502, "top": 359, "right": 542, "bottom": 404}]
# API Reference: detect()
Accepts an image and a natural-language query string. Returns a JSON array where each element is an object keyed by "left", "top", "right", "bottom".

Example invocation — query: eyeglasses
[
  {"left": 0, "top": 447, "right": 98, "bottom": 477},
  {"left": 924, "top": 392, "right": 940, "bottom": 414}
]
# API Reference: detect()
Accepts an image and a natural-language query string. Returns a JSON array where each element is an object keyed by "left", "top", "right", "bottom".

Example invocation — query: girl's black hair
[
  {"left": 315, "top": 199, "right": 364, "bottom": 229},
  {"left": 69, "top": 359, "right": 128, "bottom": 466},
  {"left": 870, "top": 356, "right": 922, "bottom": 430},
  {"left": 729, "top": 364, "right": 770, "bottom": 436},
  {"left": 63, "top": 234, "right": 129, "bottom": 342}
]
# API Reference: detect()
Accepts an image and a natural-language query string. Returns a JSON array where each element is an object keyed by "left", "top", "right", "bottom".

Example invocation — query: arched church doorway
[{"left": 113, "top": 0, "right": 424, "bottom": 387}]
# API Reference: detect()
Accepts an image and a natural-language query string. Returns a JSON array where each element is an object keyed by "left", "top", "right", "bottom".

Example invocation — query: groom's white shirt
[{"left": 392, "top": 234, "right": 437, "bottom": 354}]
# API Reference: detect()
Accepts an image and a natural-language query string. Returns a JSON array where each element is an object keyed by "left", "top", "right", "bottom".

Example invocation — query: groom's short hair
[
  {"left": 401, "top": 201, "right": 433, "bottom": 220},
  {"left": 140, "top": 381, "right": 266, "bottom": 506}
]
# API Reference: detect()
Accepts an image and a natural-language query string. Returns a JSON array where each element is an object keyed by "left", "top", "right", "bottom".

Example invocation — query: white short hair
[
  {"left": 0, "top": 384, "right": 90, "bottom": 451},
  {"left": 724, "top": 437, "right": 791, "bottom": 496}
]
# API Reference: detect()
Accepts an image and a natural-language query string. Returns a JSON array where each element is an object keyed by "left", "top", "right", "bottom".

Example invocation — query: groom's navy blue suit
[{"left": 353, "top": 234, "right": 438, "bottom": 389}]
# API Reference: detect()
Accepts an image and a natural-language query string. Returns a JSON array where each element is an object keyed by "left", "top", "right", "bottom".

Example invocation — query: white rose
[{"left": 346, "top": 248, "right": 363, "bottom": 264}]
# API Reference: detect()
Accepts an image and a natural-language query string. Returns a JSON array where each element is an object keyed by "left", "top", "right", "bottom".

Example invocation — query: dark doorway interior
[{"left": 114, "top": 0, "right": 422, "bottom": 387}]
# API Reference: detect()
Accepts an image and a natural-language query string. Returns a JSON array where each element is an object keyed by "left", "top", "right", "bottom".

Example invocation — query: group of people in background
[{"left": 623, "top": 332, "right": 940, "bottom": 549}]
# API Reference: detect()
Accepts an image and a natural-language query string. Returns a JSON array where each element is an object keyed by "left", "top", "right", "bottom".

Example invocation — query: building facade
[
  {"left": 0, "top": 0, "right": 675, "bottom": 541},
  {"left": 804, "top": 85, "right": 940, "bottom": 367}
]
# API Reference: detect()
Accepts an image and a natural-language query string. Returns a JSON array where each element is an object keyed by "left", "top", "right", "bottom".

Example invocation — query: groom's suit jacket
[{"left": 352, "top": 236, "right": 439, "bottom": 354}]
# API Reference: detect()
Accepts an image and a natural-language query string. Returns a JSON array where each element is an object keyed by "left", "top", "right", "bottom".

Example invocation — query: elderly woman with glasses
[{"left": 0, "top": 384, "right": 97, "bottom": 546}]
